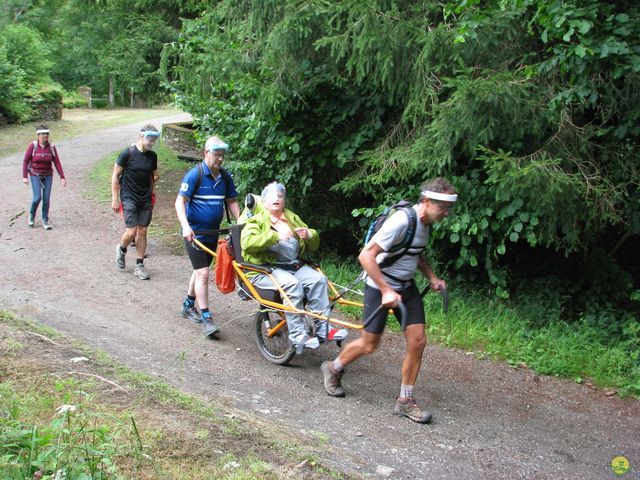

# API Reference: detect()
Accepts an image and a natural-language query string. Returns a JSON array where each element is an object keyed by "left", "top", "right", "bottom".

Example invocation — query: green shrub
[{"left": 62, "top": 90, "right": 87, "bottom": 108}]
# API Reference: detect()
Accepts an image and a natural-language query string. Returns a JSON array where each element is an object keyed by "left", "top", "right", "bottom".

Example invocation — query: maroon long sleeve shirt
[{"left": 22, "top": 141, "right": 65, "bottom": 179}]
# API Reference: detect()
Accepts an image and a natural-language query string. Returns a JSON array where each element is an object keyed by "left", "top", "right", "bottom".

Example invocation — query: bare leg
[
  {"left": 120, "top": 227, "right": 137, "bottom": 249},
  {"left": 338, "top": 330, "right": 382, "bottom": 367},
  {"left": 401, "top": 324, "right": 427, "bottom": 385},
  {"left": 135, "top": 226, "right": 148, "bottom": 260},
  {"left": 193, "top": 267, "right": 209, "bottom": 310},
  {"left": 187, "top": 271, "right": 197, "bottom": 298}
]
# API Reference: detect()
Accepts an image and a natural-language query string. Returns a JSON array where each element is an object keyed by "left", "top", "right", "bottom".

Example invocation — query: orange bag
[{"left": 215, "top": 238, "right": 235, "bottom": 293}]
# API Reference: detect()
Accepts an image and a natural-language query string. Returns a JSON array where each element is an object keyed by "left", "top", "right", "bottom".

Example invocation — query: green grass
[
  {"left": 0, "top": 310, "right": 351, "bottom": 479},
  {"left": 318, "top": 261, "right": 640, "bottom": 397},
  {"left": 0, "top": 106, "right": 182, "bottom": 158}
]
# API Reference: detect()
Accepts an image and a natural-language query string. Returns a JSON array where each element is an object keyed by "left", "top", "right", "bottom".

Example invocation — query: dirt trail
[{"left": 1, "top": 115, "right": 638, "bottom": 479}]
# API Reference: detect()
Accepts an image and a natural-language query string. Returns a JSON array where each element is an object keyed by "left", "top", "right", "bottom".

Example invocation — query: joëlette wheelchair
[
  {"left": 193, "top": 223, "right": 369, "bottom": 366},
  {"left": 191, "top": 195, "right": 442, "bottom": 366}
]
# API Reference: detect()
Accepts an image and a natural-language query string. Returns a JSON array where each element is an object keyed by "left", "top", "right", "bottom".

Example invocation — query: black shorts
[
  {"left": 183, "top": 238, "right": 218, "bottom": 270},
  {"left": 122, "top": 201, "right": 152, "bottom": 228},
  {"left": 363, "top": 281, "right": 425, "bottom": 334}
]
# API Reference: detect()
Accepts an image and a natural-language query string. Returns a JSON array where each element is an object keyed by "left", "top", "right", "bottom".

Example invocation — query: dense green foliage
[
  {"left": 0, "top": 0, "right": 187, "bottom": 112},
  {"left": 0, "top": 23, "right": 57, "bottom": 121},
  {"left": 2, "top": 0, "right": 638, "bottom": 387},
  {"left": 163, "top": 0, "right": 638, "bottom": 343}
]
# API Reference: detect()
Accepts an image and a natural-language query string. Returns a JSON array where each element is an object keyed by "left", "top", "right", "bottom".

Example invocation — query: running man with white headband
[
  {"left": 321, "top": 177, "right": 457, "bottom": 424},
  {"left": 111, "top": 124, "right": 160, "bottom": 280}
]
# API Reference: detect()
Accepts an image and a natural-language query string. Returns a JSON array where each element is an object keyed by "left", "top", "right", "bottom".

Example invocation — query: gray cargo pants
[{"left": 251, "top": 265, "right": 331, "bottom": 345}]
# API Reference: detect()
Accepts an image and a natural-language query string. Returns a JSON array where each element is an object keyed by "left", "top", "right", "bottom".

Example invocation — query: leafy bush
[
  {"left": 0, "top": 378, "right": 149, "bottom": 479},
  {"left": 0, "top": 24, "right": 52, "bottom": 82},
  {"left": 62, "top": 90, "right": 87, "bottom": 108},
  {"left": 164, "top": 0, "right": 639, "bottom": 320},
  {"left": 0, "top": 44, "right": 30, "bottom": 122}
]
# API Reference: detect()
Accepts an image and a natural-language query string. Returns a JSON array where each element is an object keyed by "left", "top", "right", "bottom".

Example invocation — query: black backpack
[
  {"left": 364, "top": 200, "right": 422, "bottom": 269},
  {"left": 190, "top": 162, "right": 233, "bottom": 224}
]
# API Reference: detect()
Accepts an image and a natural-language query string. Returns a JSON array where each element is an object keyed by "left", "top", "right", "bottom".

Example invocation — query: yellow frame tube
[{"left": 193, "top": 238, "right": 364, "bottom": 330}]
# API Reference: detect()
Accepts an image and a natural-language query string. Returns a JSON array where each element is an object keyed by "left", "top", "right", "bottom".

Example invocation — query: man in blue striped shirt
[{"left": 175, "top": 136, "right": 240, "bottom": 335}]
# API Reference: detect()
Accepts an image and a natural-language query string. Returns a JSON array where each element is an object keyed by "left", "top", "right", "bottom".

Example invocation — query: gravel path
[{"left": 1, "top": 115, "right": 638, "bottom": 479}]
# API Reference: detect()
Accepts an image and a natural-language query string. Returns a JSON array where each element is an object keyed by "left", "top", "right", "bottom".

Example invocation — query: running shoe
[
  {"left": 320, "top": 361, "right": 345, "bottom": 397},
  {"left": 393, "top": 397, "right": 433, "bottom": 424},
  {"left": 134, "top": 263, "right": 150, "bottom": 280}
]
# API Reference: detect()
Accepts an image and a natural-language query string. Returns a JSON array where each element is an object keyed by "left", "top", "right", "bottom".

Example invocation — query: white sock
[
  {"left": 333, "top": 358, "right": 344, "bottom": 372},
  {"left": 400, "top": 384, "right": 414, "bottom": 399}
]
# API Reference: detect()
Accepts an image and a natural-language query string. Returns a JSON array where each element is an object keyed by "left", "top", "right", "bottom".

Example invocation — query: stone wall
[
  {"left": 27, "top": 89, "right": 63, "bottom": 121},
  {"left": 162, "top": 122, "right": 197, "bottom": 153},
  {"left": 29, "top": 100, "right": 63, "bottom": 121}
]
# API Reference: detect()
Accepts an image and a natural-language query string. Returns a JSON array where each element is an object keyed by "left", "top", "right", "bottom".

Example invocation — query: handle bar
[{"left": 363, "top": 299, "right": 408, "bottom": 330}]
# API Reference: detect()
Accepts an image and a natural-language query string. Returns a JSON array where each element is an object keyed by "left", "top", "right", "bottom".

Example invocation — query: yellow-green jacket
[{"left": 240, "top": 207, "right": 320, "bottom": 267}]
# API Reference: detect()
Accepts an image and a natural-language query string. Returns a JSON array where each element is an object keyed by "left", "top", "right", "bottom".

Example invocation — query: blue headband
[{"left": 141, "top": 130, "right": 159, "bottom": 137}]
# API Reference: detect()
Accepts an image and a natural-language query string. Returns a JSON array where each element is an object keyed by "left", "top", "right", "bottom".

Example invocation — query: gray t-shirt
[{"left": 365, "top": 205, "right": 430, "bottom": 291}]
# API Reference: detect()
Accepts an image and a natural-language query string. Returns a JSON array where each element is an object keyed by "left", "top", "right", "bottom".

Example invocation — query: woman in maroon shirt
[{"left": 22, "top": 124, "right": 66, "bottom": 230}]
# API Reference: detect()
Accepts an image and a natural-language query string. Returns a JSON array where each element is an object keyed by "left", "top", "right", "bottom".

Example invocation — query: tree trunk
[{"left": 108, "top": 78, "right": 114, "bottom": 108}]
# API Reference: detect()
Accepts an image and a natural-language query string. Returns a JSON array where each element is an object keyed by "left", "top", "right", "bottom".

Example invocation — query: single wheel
[{"left": 254, "top": 310, "right": 295, "bottom": 365}]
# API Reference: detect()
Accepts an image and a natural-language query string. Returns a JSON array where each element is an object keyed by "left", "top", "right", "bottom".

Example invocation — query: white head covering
[{"left": 261, "top": 182, "right": 286, "bottom": 204}]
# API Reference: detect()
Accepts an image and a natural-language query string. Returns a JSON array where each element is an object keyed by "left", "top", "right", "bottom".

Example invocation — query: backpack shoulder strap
[
  {"left": 189, "top": 162, "right": 204, "bottom": 200},
  {"left": 31, "top": 141, "right": 38, "bottom": 159},
  {"left": 219, "top": 167, "right": 232, "bottom": 196},
  {"left": 379, "top": 207, "right": 419, "bottom": 269},
  {"left": 219, "top": 167, "right": 232, "bottom": 223}
]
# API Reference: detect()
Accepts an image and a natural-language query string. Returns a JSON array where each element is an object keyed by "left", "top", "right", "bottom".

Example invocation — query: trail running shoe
[
  {"left": 43, "top": 220, "right": 52, "bottom": 230},
  {"left": 320, "top": 361, "right": 345, "bottom": 397},
  {"left": 201, "top": 316, "right": 220, "bottom": 336},
  {"left": 134, "top": 263, "right": 150, "bottom": 280},
  {"left": 181, "top": 305, "right": 202, "bottom": 323},
  {"left": 393, "top": 397, "right": 433, "bottom": 424},
  {"left": 116, "top": 244, "right": 126, "bottom": 269},
  {"left": 28, "top": 214, "right": 35, "bottom": 227}
]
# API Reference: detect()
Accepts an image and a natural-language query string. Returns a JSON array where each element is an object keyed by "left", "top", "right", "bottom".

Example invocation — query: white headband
[
  {"left": 36, "top": 129, "right": 50, "bottom": 134},
  {"left": 422, "top": 190, "right": 458, "bottom": 202}
]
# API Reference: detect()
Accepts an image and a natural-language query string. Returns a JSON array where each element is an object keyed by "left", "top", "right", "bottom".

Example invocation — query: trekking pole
[{"left": 419, "top": 284, "right": 449, "bottom": 314}]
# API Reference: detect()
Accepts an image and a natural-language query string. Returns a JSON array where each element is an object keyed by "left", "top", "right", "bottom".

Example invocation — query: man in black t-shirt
[{"left": 111, "top": 124, "right": 159, "bottom": 280}]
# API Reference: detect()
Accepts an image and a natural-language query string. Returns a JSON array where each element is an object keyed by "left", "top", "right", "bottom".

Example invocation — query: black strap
[
  {"left": 192, "top": 228, "right": 231, "bottom": 236},
  {"left": 377, "top": 208, "right": 420, "bottom": 269}
]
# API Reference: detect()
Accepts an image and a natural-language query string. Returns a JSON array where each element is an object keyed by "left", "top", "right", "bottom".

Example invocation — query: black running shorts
[
  {"left": 183, "top": 238, "right": 218, "bottom": 270},
  {"left": 363, "top": 281, "right": 425, "bottom": 334}
]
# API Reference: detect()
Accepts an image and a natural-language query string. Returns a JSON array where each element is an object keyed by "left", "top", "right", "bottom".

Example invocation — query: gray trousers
[{"left": 251, "top": 265, "right": 331, "bottom": 345}]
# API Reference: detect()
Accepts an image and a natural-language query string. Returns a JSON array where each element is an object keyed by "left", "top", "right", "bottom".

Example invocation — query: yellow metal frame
[{"left": 193, "top": 238, "right": 365, "bottom": 338}]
